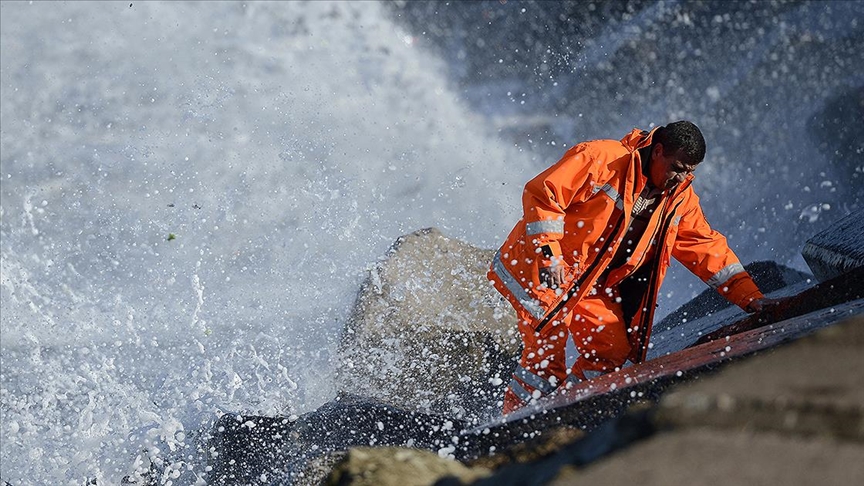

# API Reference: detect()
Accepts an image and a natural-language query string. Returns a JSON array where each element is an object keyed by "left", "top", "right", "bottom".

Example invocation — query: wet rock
[
  {"left": 692, "top": 265, "right": 863, "bottom": 346},
  {"left": 465, "top": 407, "right": 658, "bottom": 486},
  {"left": 336, "top": 228, "right": 519, "bottom": 421},
  {"left": 325, "top": 447, "right": 492, "bottom": 486},
  {"left": 207, "top": 394, "right": 464, "bottom": 485},
  {"left": 465, "top": 426, "right": 585, "bottom": 471},
  {"left": 802, "top": 208, "right": 864, "bottom": 281}
]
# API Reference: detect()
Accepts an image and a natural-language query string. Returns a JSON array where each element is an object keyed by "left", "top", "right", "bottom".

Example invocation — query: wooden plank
[
  {"left": 694, "top": 265, "right": 864, "bottom": 345},
  {"left": 473, "top": 298, "right": 864, "bottom": 430}
]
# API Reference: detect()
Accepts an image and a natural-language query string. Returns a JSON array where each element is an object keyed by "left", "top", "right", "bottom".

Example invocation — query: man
[{"left": 488, "top": 121, "right": 773, "bottom": 414}]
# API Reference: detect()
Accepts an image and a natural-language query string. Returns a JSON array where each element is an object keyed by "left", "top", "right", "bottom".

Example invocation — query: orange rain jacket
[{"left": 488, "top": 128, "right": 763, "bottom": 363}]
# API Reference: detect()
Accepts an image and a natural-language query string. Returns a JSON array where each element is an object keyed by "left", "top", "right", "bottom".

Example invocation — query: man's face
[{"left": 649, "top": 143, "right": 698, "bottom": 190}]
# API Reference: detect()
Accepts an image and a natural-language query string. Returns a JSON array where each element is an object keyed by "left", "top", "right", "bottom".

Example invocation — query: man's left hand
[{"left": 745, "top": 297, "right": 783, "bottom": 313}]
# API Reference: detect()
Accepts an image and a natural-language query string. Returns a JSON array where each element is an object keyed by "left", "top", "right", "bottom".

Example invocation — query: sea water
[{"left": 2, "top": 1, "right": 862, "bottom": 484}]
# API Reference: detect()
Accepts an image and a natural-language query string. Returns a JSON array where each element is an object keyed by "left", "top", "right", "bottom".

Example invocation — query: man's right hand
[{"left": 539, "top": 265, "right": 566, "bottom": 289}]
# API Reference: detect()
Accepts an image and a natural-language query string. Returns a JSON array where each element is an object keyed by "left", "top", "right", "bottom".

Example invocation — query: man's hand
[
  {"left": 539, "top": 264, "right": 566, "bottom": 289},
  {"left": 745, "top": 297, "right": 783, "bottom": 314}
]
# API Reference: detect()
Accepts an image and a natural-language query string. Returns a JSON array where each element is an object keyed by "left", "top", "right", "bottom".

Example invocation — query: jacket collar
[{"left": 620, "top": 127, "right": 659, "bottom": 151}]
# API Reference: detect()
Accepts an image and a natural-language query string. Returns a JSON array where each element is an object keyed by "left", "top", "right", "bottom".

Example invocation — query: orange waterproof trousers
[{"left": 503, "top": 284, "right": 632, "bottom": 414}]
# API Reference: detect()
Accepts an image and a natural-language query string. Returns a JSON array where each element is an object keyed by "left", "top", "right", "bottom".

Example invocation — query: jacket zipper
[
  {"left": 534, "top": 210, "right": 626, "bottom": 333},
  {"left": 616, "top": 194, "right": 671, "bottom": 283},
  {"left": 633, "top": 178, "right": 691, "bottom": 278},
  {"left": 618, "top": 174, "right": 691, "bottom": 283},
  {"left": 633, "top": 196, "right": 686, "bottom": 362}
]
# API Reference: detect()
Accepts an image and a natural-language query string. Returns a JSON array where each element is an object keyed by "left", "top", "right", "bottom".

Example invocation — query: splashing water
[{"left": 0, "top": 2, "right": 524, "bottom": 483}]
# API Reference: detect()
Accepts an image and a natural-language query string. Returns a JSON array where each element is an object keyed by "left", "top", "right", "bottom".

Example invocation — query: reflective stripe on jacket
[{"left": 488, "top": 128, "right": 763, "bottom": 363}]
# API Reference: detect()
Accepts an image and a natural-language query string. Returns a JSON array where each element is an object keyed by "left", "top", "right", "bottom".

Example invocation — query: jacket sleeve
[
  {"left": 671, "top": 190, "right": 764, "bottom": 310},
  {"left": 521, "top": 143, "right": 600, "bottom": 266}
]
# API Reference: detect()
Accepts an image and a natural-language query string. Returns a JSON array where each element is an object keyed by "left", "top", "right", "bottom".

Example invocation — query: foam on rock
[{"left": 336, "top": 228, "right": 519, "bottom": 421}]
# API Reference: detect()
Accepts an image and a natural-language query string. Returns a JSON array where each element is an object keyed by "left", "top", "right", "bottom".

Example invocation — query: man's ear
[{"left": 651, "top": 142, "right": 665, "bottom": 161}]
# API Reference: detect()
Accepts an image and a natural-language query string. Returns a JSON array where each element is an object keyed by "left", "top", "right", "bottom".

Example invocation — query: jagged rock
[
  {"left": 325, "top": 447, "right": 492, "bottom": 486},
  {"left": 655, "top": 260, "right": 812, "bottom": 333},
  {"left": 692, "top": 265, "right": 864, "bottom": 346},
  {"left": 802, "top": 208, "right": 864, "bottom": 281},
  {"left": 337, "top": 228, "right": 520, "bottom": 420}
]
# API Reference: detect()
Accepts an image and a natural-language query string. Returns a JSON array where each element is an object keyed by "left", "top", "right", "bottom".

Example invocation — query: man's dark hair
[{"left": 654, "top": 120, "right": 706, "bottom": 166}]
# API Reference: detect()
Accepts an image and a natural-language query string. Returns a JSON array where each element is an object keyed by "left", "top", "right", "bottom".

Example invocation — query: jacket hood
[{"left": 620, "top": 127, "right": 659, "bottom": 151}]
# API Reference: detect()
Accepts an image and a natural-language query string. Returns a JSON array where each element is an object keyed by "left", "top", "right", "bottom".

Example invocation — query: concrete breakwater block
[{"left": 802, "top": 208, "right": 864, "bottom": 281}]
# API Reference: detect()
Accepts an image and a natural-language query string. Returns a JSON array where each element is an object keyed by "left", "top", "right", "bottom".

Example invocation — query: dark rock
[
  {"left": 206, "top": 394, "right": 465, "bottom": 485},
  {"left": 694, "top": 265, "right": 864, "bottom": 345},
  {"left": 465, "top": 426, "right": 585, "bottom": 471},
  {"left": 649, "top": 265, "right": 862, "bottom": 359},
  {"left": 802, "top": 208, "right": 864, "bottom": 281},
  {"left": 466, "top": 407, "right": 657, "bottom": 486}
]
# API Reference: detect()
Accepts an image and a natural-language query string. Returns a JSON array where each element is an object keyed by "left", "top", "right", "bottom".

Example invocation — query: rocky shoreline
[{"left": 197, "top": 210, "right": 864, "bottom": 485}]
